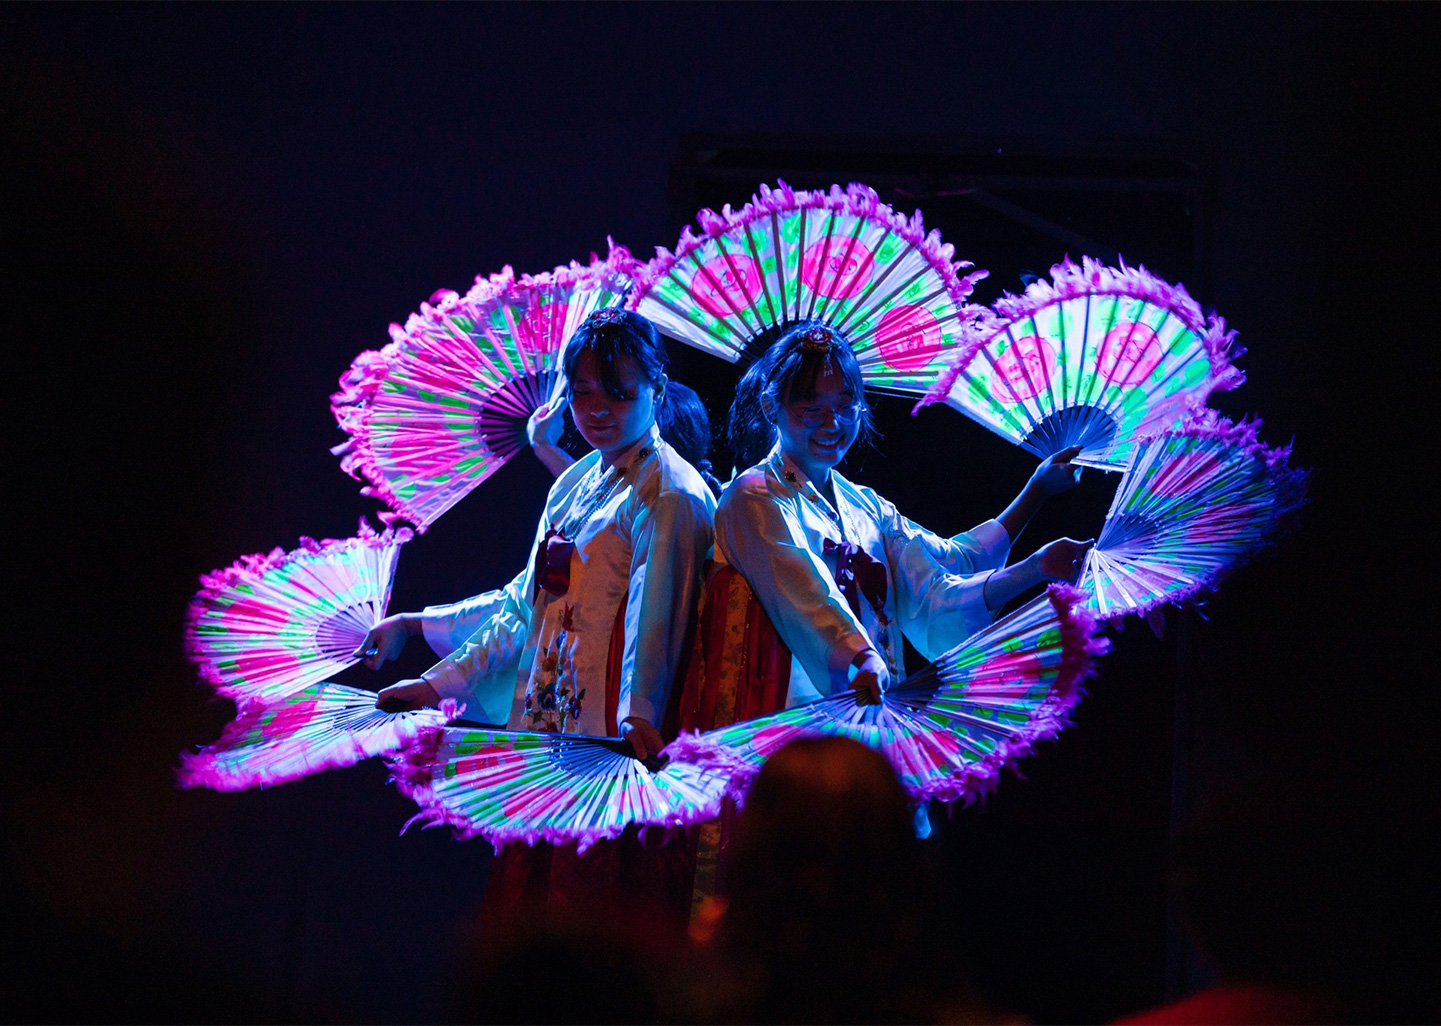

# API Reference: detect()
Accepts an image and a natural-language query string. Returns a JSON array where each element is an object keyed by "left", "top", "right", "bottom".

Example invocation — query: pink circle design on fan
[
  {"left": 909, "top": 730, "right": 964, "bottom": 773},
  {"left": 874, "top": 304, "right": 943, "bottom": 371},
  {"left": 262, "top": 696, "right": 320, "bottom": 738},
  {"left": 749, "top": 724, "right": 799, "bottom": 759},
  {"left": 516, "top": 301, "right": 569, "bottom": 354},
  {"left": 1097, "top": 323, "right": 1165, "bottom": 386},
  {"left": 457, "top": 747, "right": 530, "bottom": 786},
  {"left": 234, "top": 649, "right": 300, "bottom": 682},
  {"left": 223, "top": 597, "right": 290, "bottom": 626},
  {"left": 800, "top": 238, "right": 875, "bottom": 299},
  {"left": 971, "top": 650, "right": 1045, "bottom": 685},
  {"left": 1150, "top": 451, "right": 1224, "bottom": 498},
  {"left": 991, "top": 334, "right": 1057, "bottom": 401},
  {"left": 693, "top": 254, "right": 763, "bottom": 317}
]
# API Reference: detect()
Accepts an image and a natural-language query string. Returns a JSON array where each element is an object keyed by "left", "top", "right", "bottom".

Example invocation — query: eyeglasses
[{"left": 787, "top": 401, "right": 864, "bottom": 428}]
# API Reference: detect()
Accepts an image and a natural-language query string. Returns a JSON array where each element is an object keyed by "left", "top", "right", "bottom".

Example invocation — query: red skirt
[{"left": 672, "top": 564, "right": 794, "bottom": 910}]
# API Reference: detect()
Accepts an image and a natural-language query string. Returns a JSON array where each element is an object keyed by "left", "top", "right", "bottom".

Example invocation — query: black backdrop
[{"left": 4, "top": 5, "right": 1436, "bottom": 1022}]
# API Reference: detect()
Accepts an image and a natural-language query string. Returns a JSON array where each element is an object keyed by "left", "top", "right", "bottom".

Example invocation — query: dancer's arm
[
  {"left": 995, "top": 444, "right": 1084, "bottom": 543},
  {"left": 719, "top": 473, "right": 882, "bottom": 703}
]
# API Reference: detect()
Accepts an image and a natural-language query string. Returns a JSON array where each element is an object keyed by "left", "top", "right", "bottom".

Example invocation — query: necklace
[
  {"left": 557, "top": 440, "right": 658, "bottom": 537},
  {"left": 780, "top": 457, "right": 852, "bottom": 541}
]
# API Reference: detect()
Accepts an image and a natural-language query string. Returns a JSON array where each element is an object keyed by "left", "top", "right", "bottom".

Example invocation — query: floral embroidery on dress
[{"left": 522, "top": 603, "right": 585, "bottom": 732}]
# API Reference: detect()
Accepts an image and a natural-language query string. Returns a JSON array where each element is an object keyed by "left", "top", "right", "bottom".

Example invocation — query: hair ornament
[
  {"left": 588, "top": 307, "right": 627, "bottom": 326},
  {"left": 799, "top": 326, "right": 834, "bottom": 354}
]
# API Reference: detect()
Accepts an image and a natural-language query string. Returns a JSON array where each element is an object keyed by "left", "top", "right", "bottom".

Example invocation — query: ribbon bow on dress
[{"left": 822, "top": 539, "right": 889, "bottom": 620}]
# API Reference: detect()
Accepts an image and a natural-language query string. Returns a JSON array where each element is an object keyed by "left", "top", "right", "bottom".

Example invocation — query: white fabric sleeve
[
  {"left": 878, "top": 503, "right": 1012, "bottom": 662},
  {"left": 718, "top": 480, "right": 874, "bottom": 697},
  {"left": 414, "top": 470, "right": 565, "bottom": 724},
  {"left": 619, "top": 486, "right": 714, "bottom": 726},
  {"left": 419, "top": 600, "right": 529, "bottom": 725},
  {"left": 418, "top": 566, "right": 530, "bottom": 658}
]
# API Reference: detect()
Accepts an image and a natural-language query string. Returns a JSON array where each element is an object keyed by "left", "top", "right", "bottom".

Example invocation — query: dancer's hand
[
  {"left": 528, "top": 394, "right": 574, "bottom": 476},
  {"left": 527, "top": 393, "right": 568, "bottom": 449},
  {"left": 1030, "top": 536, "right": 1095, "bottom": 583},
  {"left": 621, "top": 716, "right": 664, "bottom": 766},
  {"left": 353, "top": 614, "right": 421, "bottom": 670},
  {"left": 850, "top": 649, "right": 888, "bottom": 705},
  {"left": 998, "top": 445, "right": 1084, "bottom": 541},
  {"left": 375, "top": 678, "right": 441, "bottom": 713},
  {"left": 1028, "top": 444, "right": 1084, "bottom": 498}
]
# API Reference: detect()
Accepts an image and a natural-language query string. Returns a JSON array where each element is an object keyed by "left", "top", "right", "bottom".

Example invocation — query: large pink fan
[
  {"left": 667, "top": 586, "right": 1106, "bottom": 806},
  {"left": 920, "top": 257, "right": 1245, "bottom": 469},
  {"left": 1079, "top": 414, "right": 1307, "bottom": 619},
  {"left": 179, "top": 683, "right": 459, "bottom": 791},
  {"left": 186, "top": 521, "right": 409, "bottom": 702},
  {"left": 392, "top": 727, "right": 731, "bottom": 852},
  {"left": 629, "top": 181, "right": 986, "bottom": 396},
  {"left": 331, "top": 245, "right": 633, "bottom": 531}
]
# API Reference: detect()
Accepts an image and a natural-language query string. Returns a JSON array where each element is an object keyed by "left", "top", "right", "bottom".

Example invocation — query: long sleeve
[
  {"left": 417, "top": 566, "right": 530, "bottom": 658},
  {"left": 415, "top": 459, "right": 587, "bottom": 725},
  {"left": 619, "top": 485, "right": 715, "bottom": 726},
  {"left": 420, "top": 588, "right": 530, "bottom": 725},
  {"left": 718, "top": 477, "right": 874, "bottom": 697},
  {"left": 876, "top": 502, "right": 1012, "bottom": 661}
]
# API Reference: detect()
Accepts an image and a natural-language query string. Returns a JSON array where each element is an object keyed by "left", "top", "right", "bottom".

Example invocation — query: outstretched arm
[
  {"left": 996, "top": 445, "right": 1085, "bottom": 544},
  {"left": 982, "top": 536, "right": 1094, "bottom": 611}
]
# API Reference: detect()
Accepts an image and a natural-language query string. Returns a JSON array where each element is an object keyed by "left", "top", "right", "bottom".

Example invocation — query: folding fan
[
  {"left": 392, "top": 726, "right": 732, "bottom": 852},
  {"left": 667, "top": 585, "right": 1107, "bottom": 806},
  {"left": 179, "top": 683, "right": 459, "bottom": 791},
  {"left": 1079, "top": 414, "right": 1308, "bottom": 619},
  {"left": 331, "top": 244, "right": 633, "bottom": 531},
  {"left": 186, "top": 521, "right": 408, "bottom": 702},
  {"left": 920, "top": 257, "right": 1245, "bottom": 469},
  {"left": 628, "top": 181, "right": 986, "bottom": 395}
]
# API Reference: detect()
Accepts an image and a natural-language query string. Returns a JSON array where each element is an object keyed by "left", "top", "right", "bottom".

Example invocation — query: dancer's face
[
  {"left": 774, "top": 373, "right": 861, "bottom": 483},
  {"left": 568, "top": 349, "right": 663, "bottom": 464}
]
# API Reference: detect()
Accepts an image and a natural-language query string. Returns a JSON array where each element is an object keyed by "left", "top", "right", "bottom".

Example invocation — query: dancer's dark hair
[
  {"left": 659, "top": 381, "right": 722, "bottom": 496},
  {"left": 562, "top": 308, "right": 668, "bottom": 400},
  {"left": 726, "top": 321, "right": 876, "bottom": 470},
  {"left": 563, "top": 309, "right": 720, "bottom": 493}
]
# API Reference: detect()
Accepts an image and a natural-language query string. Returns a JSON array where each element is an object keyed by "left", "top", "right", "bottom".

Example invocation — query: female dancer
[
  {"left": 362, "top": 308, "right": 716, "bottom": 767},
  {"left": 685, "top": 321, "right": 1092, "bottom": 722},
  {"left": 529, "top": 379, "right": 723, "bottom": 497}
]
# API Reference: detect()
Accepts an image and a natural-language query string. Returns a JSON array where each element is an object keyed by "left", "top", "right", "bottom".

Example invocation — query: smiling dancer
[{"left": 681, "top": 321, "right": 1091, "bottom": 730}]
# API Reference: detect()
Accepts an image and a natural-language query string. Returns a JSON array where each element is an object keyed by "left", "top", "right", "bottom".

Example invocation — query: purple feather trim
[
  {"left": 177, "top": 698, "right": 460, "bottom": 791},
  {"left": 1094, "top": 411, "right": 1310, "bottom": 621},
  {"left": 388, "top": 724, "right": 446, "bottom": 805},
  {"left": 329, "top": 242, "right": 635, "bottom": 530},
  {"left": 402, "top": 799, "right": 720, "bottom": 855},
  {"left": 386, "top": 729, "right": 723, "bottom": 853},
  {"left": 184, "top": 519, "right": 411, "bottom": 692},
  {"left": 627, "top": 179, "right": 987, "bottom": 323},
  {"left": 663, "top": 584, "right": 1108, "bottom": 810},
  {"left": 916, "top": 584, "right": 1107, "bottom": 807},
  {"left": 452, "top": 237, "right": 637, "bottom": 314},
  {"left": 1151, "top": 409, "right": 1309, "bottom": 537},
  {"left": 917, "top": 255, "right": 1245, "bottom": 412},
  {"left": 660, "top": 732, "right": 758, "bottom": 806}
]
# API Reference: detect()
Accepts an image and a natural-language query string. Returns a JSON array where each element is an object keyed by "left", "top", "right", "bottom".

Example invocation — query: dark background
[{"left": 4, "top": 5, "right": 1436, "bottom": 1022}]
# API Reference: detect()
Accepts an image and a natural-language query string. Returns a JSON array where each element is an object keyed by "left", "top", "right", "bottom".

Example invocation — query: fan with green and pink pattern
[{"left": 332, "top": 244, "right": 632, "bottom": 531}]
